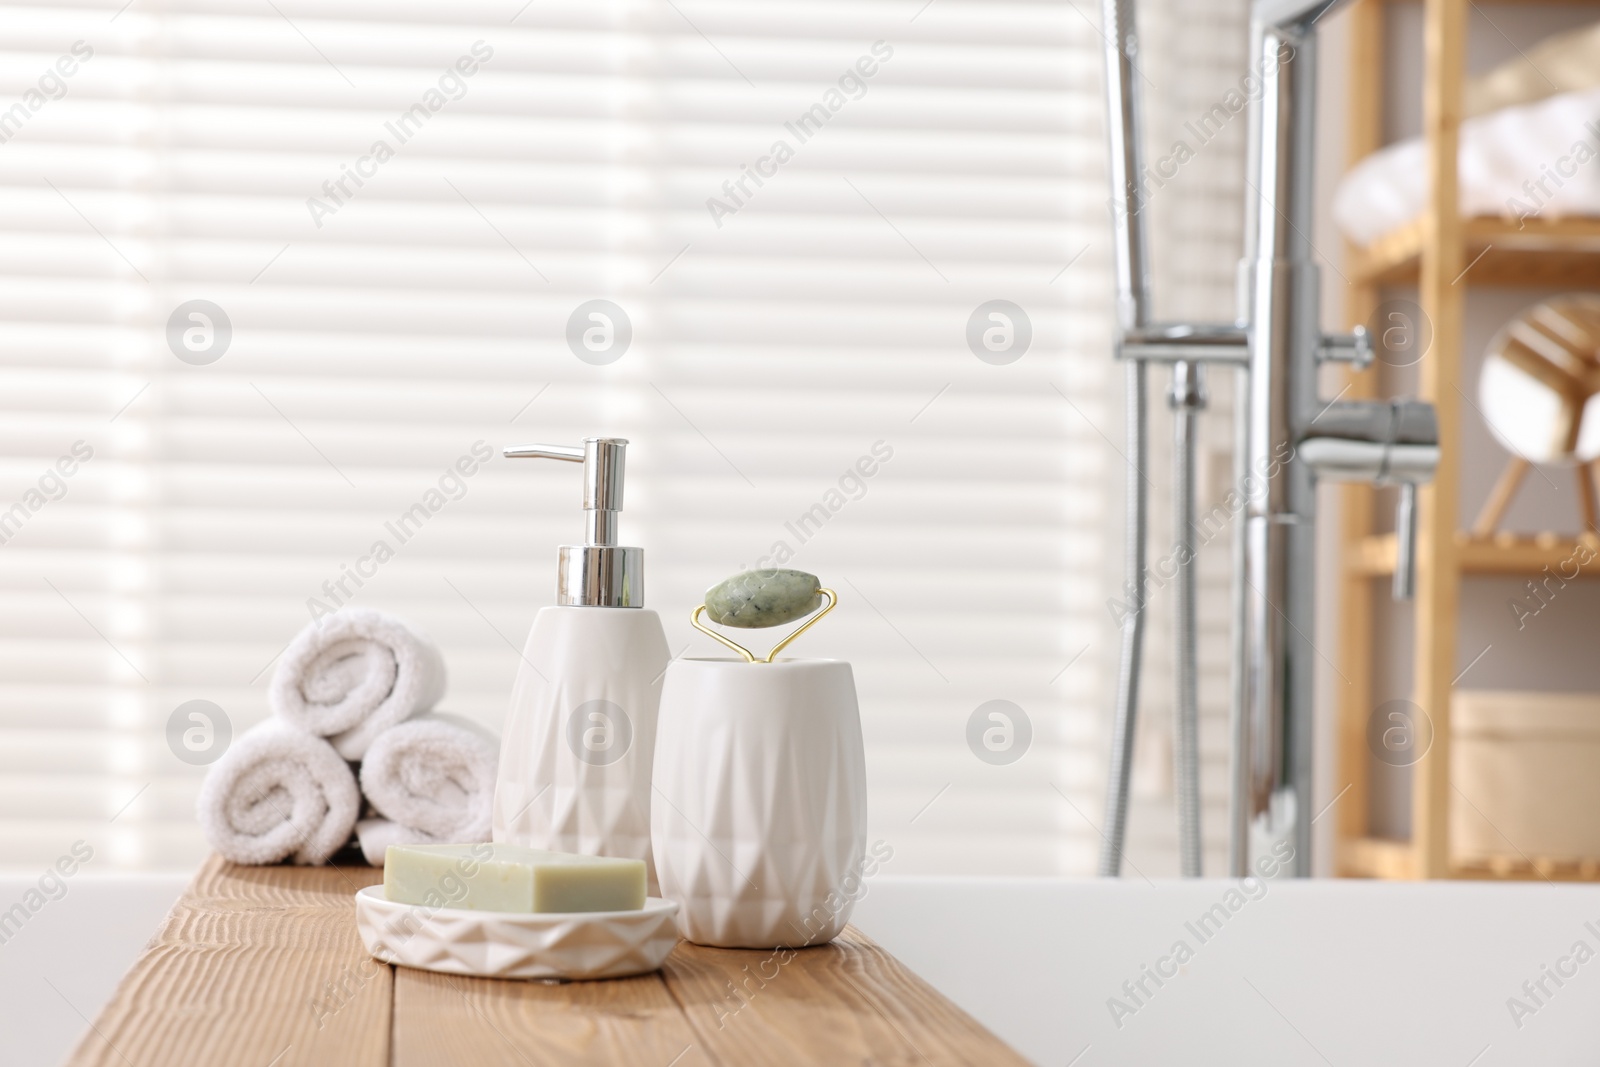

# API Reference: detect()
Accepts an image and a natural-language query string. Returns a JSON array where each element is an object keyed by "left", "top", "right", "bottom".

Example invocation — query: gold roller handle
[{"left": 689, "top": 588, "right": 838, "bottom": 664}]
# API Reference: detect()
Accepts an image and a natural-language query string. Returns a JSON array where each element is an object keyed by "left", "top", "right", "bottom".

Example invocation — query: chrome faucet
[{"left": 1097, "top": 0, "right": 1440, "bottom": 878}]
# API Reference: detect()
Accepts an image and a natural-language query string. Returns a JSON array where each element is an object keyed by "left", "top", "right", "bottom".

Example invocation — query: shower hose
[{"left": 1098, "top": 361, "right": 1205, "bottom": 878}]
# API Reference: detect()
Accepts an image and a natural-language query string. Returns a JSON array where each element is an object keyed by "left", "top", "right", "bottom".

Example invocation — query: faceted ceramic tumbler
[{"left": 651, "top": 658, "right": 867, "bottom": 949}]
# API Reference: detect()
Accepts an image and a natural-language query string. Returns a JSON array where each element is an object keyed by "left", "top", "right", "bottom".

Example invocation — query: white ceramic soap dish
[{"left": 354, "top": 887, "right": 680, "bottom": 980}]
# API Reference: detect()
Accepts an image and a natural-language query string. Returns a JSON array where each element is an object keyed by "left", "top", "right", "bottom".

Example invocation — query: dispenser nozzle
[
  {"left": 503, "top": 437, "right": 642, "bottom": 606},
  {"left": 503, "top": 444, "right": 585, "bottom": 461}
]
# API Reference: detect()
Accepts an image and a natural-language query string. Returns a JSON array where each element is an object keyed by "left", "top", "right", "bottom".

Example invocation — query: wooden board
[
  {"left": 1412, "top": 0, "right": 1468, "bottom": 880},
  {"left": 1338, "top": 835, "right": 1415, "bottom": 880},
  {"left": 392, "top": 969, "right": 697, "bottom": 1067},
  {"left": 658, "top": 929, "right": 1017, "bottom": 1067},
  {"left": 1346, "top": 531, "right": 1600, "bottom": 577},
  {"left": 1350, "top": 217, "right": 1600, "bottom": 288},
  {"left": 1343, "top": 835, "right": 1600, "bottom": 883},
  {"left": 62, "top": 857, "right": 1029, "bottom": 1067},
  {"left": 1336, "top": 0, "right": 1385, "bottom": 855},
  {"left": 1453, "top": 855, "right": 1600, "bottom": 882}
]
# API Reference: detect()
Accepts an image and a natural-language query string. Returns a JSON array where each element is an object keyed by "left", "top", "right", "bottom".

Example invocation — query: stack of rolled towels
[{"left": 198, "top": 608, "right": 498, "bottom": 867}]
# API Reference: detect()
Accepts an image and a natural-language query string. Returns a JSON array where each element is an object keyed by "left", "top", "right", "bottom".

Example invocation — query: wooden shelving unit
[{"left": 1334, "top": 0, "right": 1600, "bottom": 881}]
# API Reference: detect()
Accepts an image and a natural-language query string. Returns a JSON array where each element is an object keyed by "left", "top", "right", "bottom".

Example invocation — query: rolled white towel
[
  {"left": 1332, "top": 86, "right": 1600, "bottom": 246},
  {"left": 197, "top": 722, "right": 360, "bottom": 866},
  {"left": 359, "top": 713, "right": 498, "bottom": 847},
  {"left": 269, "top": 608, "right": 447, "bottom": 760},
  {"left": 355, "top": 818, "right": 441, "bottom": 867}
]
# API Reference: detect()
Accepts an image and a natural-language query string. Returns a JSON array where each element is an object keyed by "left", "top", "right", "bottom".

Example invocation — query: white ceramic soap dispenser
[{"left": 493, "top": 438, "right": 669, "bottom": 891}]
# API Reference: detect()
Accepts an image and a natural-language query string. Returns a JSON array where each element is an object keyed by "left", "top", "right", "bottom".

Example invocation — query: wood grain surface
[{"left": 62, "top": 857, "right": 1027, "bottom": 1067}]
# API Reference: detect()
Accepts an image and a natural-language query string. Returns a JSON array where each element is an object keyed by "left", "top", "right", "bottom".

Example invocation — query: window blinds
[{"left": 0, "top": 0, "right": 1245, "bottom": 877}]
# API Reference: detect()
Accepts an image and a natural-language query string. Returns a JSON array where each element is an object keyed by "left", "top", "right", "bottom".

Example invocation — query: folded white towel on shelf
[
  {"left": 358, "top": 713, "right": 498, "bottom": 848},
  {"left": 197, "top": 722, "right": 361, "bottom": 866},
  {"left": 269, "top": 608, "right": 448, "bottom": 761},
  {"left": 354, "top": 818, "right": 440, "bottom": 867},
  {"left": 1333, "top": 86, "right": 1600, "bottom": 246}
]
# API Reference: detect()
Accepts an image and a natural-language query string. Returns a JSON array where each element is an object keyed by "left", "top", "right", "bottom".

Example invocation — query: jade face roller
[{"left": 689, "top": 568, "right": 839, "bottom": 663}]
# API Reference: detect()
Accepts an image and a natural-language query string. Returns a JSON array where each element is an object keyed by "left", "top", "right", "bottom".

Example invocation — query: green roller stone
[{"left": 704, "top": 569, "right": 822, "bottom": 628}]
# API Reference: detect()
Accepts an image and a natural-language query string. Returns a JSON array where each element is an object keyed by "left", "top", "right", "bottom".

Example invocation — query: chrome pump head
[{"left": 503, "top": 437, "right": 644, "bottom": 607}]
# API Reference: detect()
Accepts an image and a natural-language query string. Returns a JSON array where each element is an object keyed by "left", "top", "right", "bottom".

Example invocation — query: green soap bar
[
  {"left": 704, "top": 568, "right": 822, "bottom": 628},
  {"left": 383, "top": 843, "right": 647, "bottom": 913}
]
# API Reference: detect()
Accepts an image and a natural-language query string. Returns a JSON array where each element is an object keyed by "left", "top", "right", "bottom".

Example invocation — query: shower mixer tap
[{"left": 1097, "top": 0, "right": 1439, "bottom": 878}]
